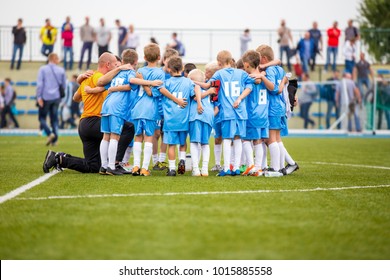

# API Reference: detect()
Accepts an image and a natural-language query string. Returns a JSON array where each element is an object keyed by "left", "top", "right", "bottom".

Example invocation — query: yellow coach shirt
[{"left": 79, "top": 71, "right": 108, "bottom": 120}]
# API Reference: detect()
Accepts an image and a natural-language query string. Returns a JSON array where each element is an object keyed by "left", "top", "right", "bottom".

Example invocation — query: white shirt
[
  {"left": 126, "top": 32, "right": 140, "bottom": 49},
  {"left": 343, "top": 40, "right": 356, "bottom": 61}
]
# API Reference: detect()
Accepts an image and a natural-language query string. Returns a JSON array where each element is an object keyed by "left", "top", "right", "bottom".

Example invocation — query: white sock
[
  {"left": 230, "top": 143, "right": 235, "bottom": 166},
  {"left": 99, "top": 139, "right": 109, "bottom": 168},
  {"left": 122, "top": 146, "right": 132, "bottom": 164},
  {"left": 152, "top": 154, "right": 158, "bottom": 164},
  {"left": 108, "top": 139, "right": 118, "bottom": 169},
  {"left": 214, "top": 144, "right": 222, "bottom": 166},
  {"left": 179, "top": 151, "right": 186, "bottom": 161},
  {"left": 269, "top": 142, "right": 280, "bottom": 171},
  {"left": 158, "top": 152, "right": 166, "bottom": 163},
  {"left": 168, "top": 159, "right": 176, "bottom": 170},
  {"left": 240, "top": 147, "right": 246, "bottom": 166},
  {"left": 223, "top": 139, "right": 232, "bottom": 171},
  {"left": 284, "top": 146, "right": 295, "bottom": 165},
  {"left": 133, "top": 141, "right": 142, "bottom": 168},
  {"left": 190, "top": 142, "right": 200, "bottom": 169},
  {"left": 142, "top": 142, "right": 153, "bottom": 170},
  {"left": 278, "top": 142, "right": 286, "bottom": 170},
  {"left": 262, "top": 142, "right": 268, "bottom": 169},
  {"left": 198, "top": 143, "right": 202, "bottom": 162},
  {"left": 243, "top": 141, "right": 254, "bottom": 166},
  {"left": 254, "top": 143, "right": 263, "bottom": 170},
  {"left": 233, "top": 139, "right": 242, "bottom": 171},
  {"left": 201, "top": 144, "right": 210, "bottom": 171}
]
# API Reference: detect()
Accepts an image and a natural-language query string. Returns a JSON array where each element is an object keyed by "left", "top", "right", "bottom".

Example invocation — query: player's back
[
  {"left": 246, "top": 79, "right": 269, "bottom": 128},
  {"left": 131, "top": 67, "right": 164, "bottom": 121},
  {"left": 80, "top": 71, "right": 107, "bottom": 119},
  {"left": 210, "top": 68, "right": 251, "bottom": 121},
  {"left": 266, "top": 66, "right": 286, "bottom": 117},
  {"left": 163, "top": 76, "right": 194, "bottom": 131}
]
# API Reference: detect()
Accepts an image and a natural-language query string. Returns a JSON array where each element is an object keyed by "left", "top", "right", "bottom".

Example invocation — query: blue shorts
[
  {"left": 133, "top": 119, "right": 156, "bottom": 137},
  {"left": 243, "top": 126, "right": 268, "bottom": 140},
  {"left": 213, "top": 121, "right": 222, "bottom": 138},
  {"left": 155, "top": 119, "right": 163, "bottom": 131},
  {"left": 221, "top": 119, "right": 246, "bottom": 139},
  {"left": 101, "top": 115, "right": 124, "bottom": 135},
  {"left": 189, "top": 120, "right": 212, "bottom": 145},
  {"left": 280, "top": 125, "right": 289, "bottom": 137},
  {"left": 269, "top": 116, "right": 287, "bottom": 130},
  {"left": 163, "top": 131, "right": 188, "bottom": 145},
  {"left": 128, "top": 139, "right": 134, "bottom": 147}
]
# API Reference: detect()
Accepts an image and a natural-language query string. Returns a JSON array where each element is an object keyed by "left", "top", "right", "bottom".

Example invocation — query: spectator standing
[
  {"left": 343, "top": 37, "right": 357, "bottom": 74},
  {"left": 296, "top": 31, "right": 315, "bottom": 75},
  {"left": 325, "top": 21, "right": 341, "bottom": 72},
  {"left": 240, "top": 29, "right": 252, "bottom": 57},
  {"left": 322, "top": 70, "right": 340, "bottom": 129},
  {"left": 377, "top": 75, "right": 390, "bottom": 129},
  {"left": 40, "top": 18, "right": 57, "bottom": 58},
  {"left": 299, "top": 73, "right": 317, "bottom": 129},
  {"left": 61, "top": 16, "right": 74, "bottom": 32},
  {"left": 125, "top": 24, "right": 140, "bottom": 51},
  {"left": 10, "top": 18, "right": 26, "bottom": 70},
  {"left": 308, "top": 21, "right": 322, "bottom": 71},
  {"left": 353, "top": 52, "right": 374, "bottom": 100},
  {"left": 335, "top": 72, "right": 362, "bottom": 132},
  {"left": 115, "top": 19, "right": 127, "bottom": 56},
  {"left": 36, "top": 53, "right": 66, "bottom": 145},
  {"left": 168, "top": 32, "right": 185, "bottom": 57},
  {"left": 95, "top": 18, "right": 111, "bottom": 57},
  {"left": 345, "top": 19, "right": 360, "bottom": 41},
  {"left": 61, "top": 23, "right": 74, "bottom": 70},
  {"left": 79, "top": 16, "right": 95, "bottom": 70},
  {"left": 1, "top": 78, "right": 19, "bottom": 129},
  {"left": 277, "top": 19, "right": 293, "bottom": 71}
]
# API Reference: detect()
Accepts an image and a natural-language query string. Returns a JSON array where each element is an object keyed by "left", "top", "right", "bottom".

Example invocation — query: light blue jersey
[
  {"left": 162, "top": 76, "right": 195, "bottom": 132},
  {"left": 101, "top": 69, "right": 137, "bottom": 120},
  {"left": 266, "top": 66, "right": 286, "bottom": 117},
  {"left": 246, "top": 78, "right": 269, "bottom": 128},
  {"left": 131, "top": 67, "right": 164, "bottom": 121},
  {"left": 209, "top": 68, "right": 252, "bottom": 121},
  {"left": 189, "top": 89, "right": 214, "bottom": 127}
]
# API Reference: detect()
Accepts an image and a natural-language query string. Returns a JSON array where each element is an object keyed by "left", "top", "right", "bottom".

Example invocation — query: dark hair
[
  {"left": 184, "top": 63, "right": 196, "bottom": 74},
  {"left": 167, "top": 56, "right": 183, "bottom": 73}
]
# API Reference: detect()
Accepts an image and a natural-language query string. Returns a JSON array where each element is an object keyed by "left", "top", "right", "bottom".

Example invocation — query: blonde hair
[
  {"left": 217, "top": 50, "right": 233, "bottom": 66},
  {"left": 188, "top": 69, "right": 205, "bottom": 83},
  {"left": 256, "top": 44, "right": 274, "bottom": 61},
  {"left": 163, "top": 48, "right": 179, "bottom": 60}
]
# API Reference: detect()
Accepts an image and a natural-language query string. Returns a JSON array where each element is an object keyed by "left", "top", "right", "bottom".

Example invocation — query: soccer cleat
[
  {"left": 217, "top": 169, "right": 232, "bottom": 176},
  {"left": 43, "top": 150, "right": 57, "bottom": 173},
  {"left": 192, "top": 168, "right": 201, "bottom": 177},
  {"left": 280, "top": 167, "right": 287, "bottom": 176},
  {"left": 178, "top": 159, "right": 186, "bottom": 175},
  {"left": 251, "top": 169, "right": 264, "bottom": 177},
  {"left": 264, "top": 168, "right": 283, "bottom": 177},
  {"left": 132, "top": 166, "right": 141, "bottom": 176},
  {"left": 116, "top": 163, "right": 132, "bottom": 175},
  {"left": 231, "top": 169, "right": 241, "bottom": 176},
  {"left": 106, "top": 166, "right": 124, "bottom": 176},
  {"left": 99, "top": 167, "right": 107, "bottom": 175},
  {"left": 211, "top": 164, "right": 223, "bottom": 172},
  {"left": 140, "top": 168, "right": 151, "bottom": 176},
  {"left": 153, "top": 161, "right": 167, "bottom": 171},
  {"left": 285, "top": 163, "right": 299, "bottom": 175},
  {"left": 242, "top": 165, "right": 255, "bottom": 176},
  {"left": 166, "top": 169, "right": 177, "bottom": 176},
  {"left": 239, "top": 164, "right": 247, "bottom": 173},
  {"left": 119, "top": 162, "right": 133, "bottom": 173},
  {"left": 201, "top": 168, "right": 209, "bottom": 177}
]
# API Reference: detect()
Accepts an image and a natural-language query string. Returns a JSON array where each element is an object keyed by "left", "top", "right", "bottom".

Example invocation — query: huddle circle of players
[{"left": 47, "top": 43, "right": 299, "bottom": 177}]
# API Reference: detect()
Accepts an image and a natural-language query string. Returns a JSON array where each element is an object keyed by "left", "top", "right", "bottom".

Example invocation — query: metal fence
[{"left": 2, "top": 26, "right": 388, "bottom": 65}]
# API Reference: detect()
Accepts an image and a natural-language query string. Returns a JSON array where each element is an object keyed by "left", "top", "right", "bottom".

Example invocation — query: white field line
[
  {"left": 14, "top": 185, "right": 390, "bottom": 201},
  {"left": 1, "top": 161, "right": 389, "bottom": 204},
  {"left": 311, "top": 161, "right": 390, "bottom": 170},
  {"left": 0, "top": 170, "right": 59, "bottom": 204}
]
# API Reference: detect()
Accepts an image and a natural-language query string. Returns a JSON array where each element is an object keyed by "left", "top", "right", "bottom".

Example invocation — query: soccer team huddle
[{"left": 81, "top": 43, "right": 299, "bottom": 177}]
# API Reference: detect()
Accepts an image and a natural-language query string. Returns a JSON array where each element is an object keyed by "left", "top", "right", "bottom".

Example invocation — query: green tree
[{"left": 359, "top": 0, "right": 390, "bottom": 63}]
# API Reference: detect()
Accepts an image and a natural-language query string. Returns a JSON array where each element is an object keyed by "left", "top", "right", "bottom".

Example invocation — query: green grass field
[{"left": 0, "top": 135, "right": 390, "bottom": 260}]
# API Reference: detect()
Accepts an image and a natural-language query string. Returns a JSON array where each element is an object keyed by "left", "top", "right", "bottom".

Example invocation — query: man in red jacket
[{"left": 325, "top": 21, "right": 341, "bottom": 72}]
